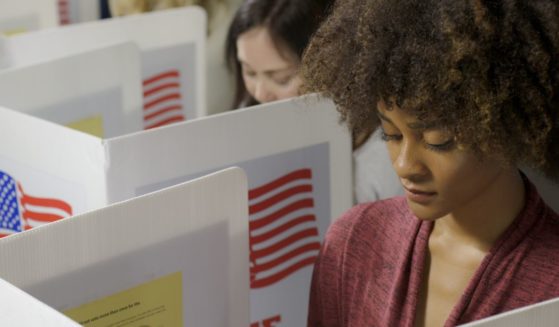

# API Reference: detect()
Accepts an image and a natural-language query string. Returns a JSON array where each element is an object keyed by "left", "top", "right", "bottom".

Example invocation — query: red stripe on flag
[
  {"left": 251, "top": 257, "right": 317, "bottom": 288},
  {"left": 248, "top": 168, "right": 319, "bottom": 288},
  {"left": 249, "top": 184, "right": 313, "bottom": 215},
  {"left": 144, "top": 93, "right": 181, "bottom": 110},
  {"left": 143, "top": 71, "right": 180, "bottom": 86},
  {"left": 144, "top": 82, "right": 181, "bottom": 97},
  {"left": 145, "top": 116, "right": 185, "bottom": 129},
  {"left": 251, "top": 242, "right": 321, "bottom": 274},
  {"left": 22, "top": 211, "right": 63, "bottom": 223},
  {"left": 249, "top": 169, "right": 312, "bottom": 200},
  {"left": 58, "top": 0, "right": 70, "bottom": 25},
  {"left": 249, "top": 198, "right": 314, "bottom": 230},
  {"left": 251, "top": 228, "right": 319, "bottom": 259},
  {"left": 144, "top": 105, "right": 183, "bottom": 121},
  {"left": 251, "top": 214, "right": 316, "bottom": 244},
  {"left": 17, "top": 184, "right": 72, "bottom": 215}
]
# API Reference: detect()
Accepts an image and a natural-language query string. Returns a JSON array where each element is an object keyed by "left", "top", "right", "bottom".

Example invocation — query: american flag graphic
[
  {"left": 143, "top": 69, "right": 186, "bottom": 129},
  {"left": 0, "top": 171, "right": 73, "bottom": 238},
  {"left": 58, "top": 0, "right": 71, "bottom": 25},
  {"left": 248, "top": 168, "right": 321, "bottom": 289}
]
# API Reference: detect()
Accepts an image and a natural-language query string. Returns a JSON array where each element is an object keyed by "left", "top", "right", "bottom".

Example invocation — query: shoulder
[
  {"left": 323, "top": 197, "right": 411, "bottom": 257},
  {"left": 529, "top": 206, "right": 559, "bottom": 258},
  {"left": 510, "top": 197, "right": 559, "bottom": 296}
]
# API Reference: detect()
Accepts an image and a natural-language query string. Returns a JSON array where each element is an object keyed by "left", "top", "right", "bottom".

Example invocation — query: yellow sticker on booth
[
  {"left": 66, "top": 116, "right": 104, "bottom": 138},
  {"left": 3, "top": 28, "right": 28, "bottom": 36},
  {"left": 64, "top": 272, "right": 183, "bottom": 327}
]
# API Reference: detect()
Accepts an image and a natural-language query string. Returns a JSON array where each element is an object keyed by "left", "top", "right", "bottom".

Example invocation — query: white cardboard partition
[
  {"left": 0, "top": 35, "right": 10, "bottom": 69},
  {"left": 106, "top": 96, "right": 353, "bottom": 326},
  {"left": 0, "top": 167, "right": 250, "bottom": 327},
  {"left": 459, "top": 297, "right": 559, "bottom": 327},
  {"left": 0, "top": 0, "right": 58, "bottom": 35},
  {"left": 7, "top": 7, "right": 206, "bottom": 127},
  {"left": 0, "top": 42, "right": 143, "bottom": 138},
  {"left": 0, "top": 278, "right": 80, "bottom": 326},
  {"left": 0, "top": 95, "right": 353, "bottom": 326}
]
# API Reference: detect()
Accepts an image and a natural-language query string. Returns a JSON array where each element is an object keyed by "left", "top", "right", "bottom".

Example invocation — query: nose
[
  {"left": 253, "top": 80, "right": 276, "bottom": 104},
  {"left": 392, "top": 140, "right": 428, "bottom": 182}
]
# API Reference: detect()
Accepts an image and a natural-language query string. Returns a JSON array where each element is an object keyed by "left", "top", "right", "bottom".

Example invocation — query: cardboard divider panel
[{"left": 0, "top": 167, "right": 249, "bottom": 327}]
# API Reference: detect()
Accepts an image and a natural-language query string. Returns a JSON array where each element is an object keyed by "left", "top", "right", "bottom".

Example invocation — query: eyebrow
[{"left": 377, "top": 111, "right": 439, "bottom": 131}]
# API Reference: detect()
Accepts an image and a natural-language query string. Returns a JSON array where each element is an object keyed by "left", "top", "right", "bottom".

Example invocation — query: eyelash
[
  {"left": 380, "top": 130, "right": 455, "bottom": 152},
  {"left": 275, "top": 75, "right": 293, "bottom": 85},
  {"left": 380, "top": 131, "right": 402, "bottom": 142},
  {"left": 425, "top": 139, "right": 455, "bottom": 152}
]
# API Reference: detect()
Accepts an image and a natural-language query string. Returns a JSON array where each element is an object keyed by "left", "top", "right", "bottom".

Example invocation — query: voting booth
[
  {"left": 459, "top": 297, "right": 559, "bottom": 327},
  {"left": 0, "top": 167, "right": 250, "bottom": 327},
  {"left": 0, "top": 0, "right": 58, "bottom": 35},
  {"left": 0, "top": 95, "right": 353, "bottom": 326},
  {"left": 6, "top": 7, "right": 206, "bottom": 128},
  {"left": 0, "top": 42, "right": 143, "bottom": 138}
]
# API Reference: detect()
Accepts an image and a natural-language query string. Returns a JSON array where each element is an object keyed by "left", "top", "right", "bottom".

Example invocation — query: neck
[{"left": 432, "top": 169, "right": 525, "bottom": 252}]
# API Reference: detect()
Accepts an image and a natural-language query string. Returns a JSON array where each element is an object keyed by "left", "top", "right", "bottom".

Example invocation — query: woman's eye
[
  {"left": 274, "top": 75, "right": 294, "bottom": 85},
  {"left": 425, "top": 138, "right": 455, "bottom": 152},
  {"left": 242, "top": 69, "right": 256, "bottom": 78},
  {"left": 423, "top": 130, "right": 456, "bottom": 152},
  {"left": 380, "top": 130, "right": 402, "bottom": 142}
]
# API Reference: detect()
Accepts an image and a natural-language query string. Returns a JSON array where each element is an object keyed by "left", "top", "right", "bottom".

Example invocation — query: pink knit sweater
[{"left": 308, "top": 180, "right": 559, "bottom": 326}]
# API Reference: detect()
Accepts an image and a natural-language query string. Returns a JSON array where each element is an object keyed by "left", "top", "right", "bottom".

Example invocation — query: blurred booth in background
[
  {"left": 108, "top": 0, "right": 243, "bottom": 115},
  {"left": 4, "top": 7, "right": 206, "bottom": 128},
  {"left": 0, "top": 0, "right": 58, "bottom": 35},
  {"left": 0, "top": 43, "right": 143, "bottom": 138}
]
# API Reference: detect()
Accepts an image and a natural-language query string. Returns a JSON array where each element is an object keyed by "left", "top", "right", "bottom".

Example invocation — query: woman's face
[
  {"left": 236, "top": 26, "right": 302, "bottom": 104},
  {"left": 377, "top": 100, "right": 506, "bottom": 220}
]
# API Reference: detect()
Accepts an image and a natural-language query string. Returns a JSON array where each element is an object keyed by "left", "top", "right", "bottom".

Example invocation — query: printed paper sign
[
  {"left": 65, "top": 272, "right": 183, "bottom": 327},
  {"left": 137, "top": 143, "right": 330, "bottom": 326},
  {"left": 66, "top": 115, "right": 104, "bottom": 138}
]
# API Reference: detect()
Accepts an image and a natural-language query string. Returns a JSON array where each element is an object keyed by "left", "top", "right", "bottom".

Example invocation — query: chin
[{"left": 406, "top": 199, "right": 447, "bottom": 221}]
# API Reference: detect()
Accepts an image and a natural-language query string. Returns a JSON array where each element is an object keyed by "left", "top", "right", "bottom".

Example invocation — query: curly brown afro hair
[{"left": 302, "top": 0, "right": 559, "bottom": 179}]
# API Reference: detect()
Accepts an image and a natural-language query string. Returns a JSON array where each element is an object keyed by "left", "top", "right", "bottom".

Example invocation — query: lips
[{"left": 402, "top": 185, "right": 437, "bottom": 204}]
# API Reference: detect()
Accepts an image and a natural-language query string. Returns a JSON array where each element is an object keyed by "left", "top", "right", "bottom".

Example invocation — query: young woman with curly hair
[{"left": 303, "top": 0, "right": 559, "bottom": 326}]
